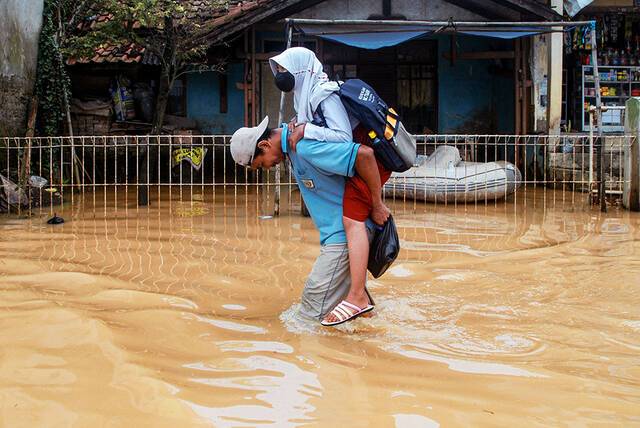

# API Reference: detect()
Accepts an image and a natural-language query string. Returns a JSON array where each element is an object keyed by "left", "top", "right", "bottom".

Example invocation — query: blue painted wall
[
  {"left": 186, "top": 63, "right": 244, "bottom": 134},
  {"left": 187, "top": 33, "right": 516, "bottom": 135},
  {"left": 435, "top": 34, "right": 515, "bottom": 134}
]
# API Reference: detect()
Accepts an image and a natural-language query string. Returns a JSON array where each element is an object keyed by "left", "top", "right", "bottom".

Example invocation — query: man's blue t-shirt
[{"left": 281, "top": 126, "right": 360, "bottom": 246}]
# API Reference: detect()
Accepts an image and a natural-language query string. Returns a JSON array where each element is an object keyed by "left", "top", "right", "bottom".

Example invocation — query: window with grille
[{"left": 322, "top": 40, "right": 438, "bottom": 133}]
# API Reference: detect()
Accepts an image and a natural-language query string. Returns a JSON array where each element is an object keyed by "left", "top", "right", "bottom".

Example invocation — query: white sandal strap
[
  {"left": 332, "top": 301, "right": 362, "bottom": 320},
  {"left": 322, "top": 299, "right": 375, "bottom": 326},
  {"left": 334, "top": 305, "right": 351, "bottom": 320},
  {"left": 341, "top": 301, "right": 362, "bottom": 312}
]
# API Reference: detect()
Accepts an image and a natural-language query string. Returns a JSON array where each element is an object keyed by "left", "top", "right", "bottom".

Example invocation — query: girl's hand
[
  {"left": 371, "top": 201, "right": 391, "bottom": 226},
  {"left": 287, "top": 122, "right": 305, "bottom": 151}
]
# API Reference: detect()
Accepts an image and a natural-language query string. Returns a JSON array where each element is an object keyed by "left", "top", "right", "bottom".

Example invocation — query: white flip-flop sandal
[{"left": 321, "top": 300, "right": 375, "bottom": 327}]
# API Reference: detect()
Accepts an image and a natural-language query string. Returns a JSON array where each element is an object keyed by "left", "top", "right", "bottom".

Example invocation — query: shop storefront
[{"left": 564, "top": 0, "right": 640, "bottom": 132}]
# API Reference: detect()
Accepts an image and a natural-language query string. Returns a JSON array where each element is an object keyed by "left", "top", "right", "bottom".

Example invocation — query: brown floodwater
[{"left": 1, "top": 188, "right": 639, "bottom": 427}]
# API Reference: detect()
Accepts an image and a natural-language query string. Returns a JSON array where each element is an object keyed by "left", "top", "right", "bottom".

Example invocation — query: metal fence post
[
  {"left": 589, "top": 22, "right": 606, "bottom": 212},
  {"left": 138, "top": 136, "right": 149, "bottom": 206}
]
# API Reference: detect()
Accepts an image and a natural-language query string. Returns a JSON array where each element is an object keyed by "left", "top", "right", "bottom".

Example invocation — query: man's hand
[
  {"left": 371, "top": 200, "right": 391, "bottom": 226},
  {"left": 287, "top": 122, "right": 305, "bottom": 151}
]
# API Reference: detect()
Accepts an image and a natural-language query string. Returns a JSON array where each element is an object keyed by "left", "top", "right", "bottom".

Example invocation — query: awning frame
[
  {"left": 273, "top": 18, "right": 606, "bottom": 215},
  {"left": 288, "top": 18, "right": 594, "bottom": 28}
]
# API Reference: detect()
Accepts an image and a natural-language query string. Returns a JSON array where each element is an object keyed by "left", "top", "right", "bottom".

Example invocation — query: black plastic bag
[{"left": 367, "top": 215, "right": 400, "bottom": 278}]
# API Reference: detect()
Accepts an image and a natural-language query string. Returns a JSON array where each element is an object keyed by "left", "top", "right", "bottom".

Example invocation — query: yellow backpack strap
[{"left": 384, "top": 108, "right": 399, "bottom": 140}]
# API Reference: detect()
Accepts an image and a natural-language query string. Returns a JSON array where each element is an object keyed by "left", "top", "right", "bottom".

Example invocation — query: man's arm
[
  {"left": 353, "top": 145, "right": 390, "bottom": 225},
  {"left": 296, "top": 141, "right": 389, "bottom": 224}
]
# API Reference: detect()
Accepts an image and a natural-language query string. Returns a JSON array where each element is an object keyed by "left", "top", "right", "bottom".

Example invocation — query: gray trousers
[{"left": 299, "top": 227, "right": 375, "bottom": 321}]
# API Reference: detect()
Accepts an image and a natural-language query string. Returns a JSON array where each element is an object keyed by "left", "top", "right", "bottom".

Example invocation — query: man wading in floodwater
[{"left": 229, "top": 116, "right": 387, "bottom": 323}]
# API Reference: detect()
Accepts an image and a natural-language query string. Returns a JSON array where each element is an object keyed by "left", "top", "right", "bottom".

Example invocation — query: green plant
[
  {"left": 35, "top": 0, "right": 73, "bottom": 136},
  {"left": 35, "top": 0, "right": 229, "bottom": 136}
]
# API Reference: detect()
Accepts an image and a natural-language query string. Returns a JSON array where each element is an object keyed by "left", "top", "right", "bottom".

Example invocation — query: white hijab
[{"left": 269, "top": 47, "right": 340, "bottom": 123}]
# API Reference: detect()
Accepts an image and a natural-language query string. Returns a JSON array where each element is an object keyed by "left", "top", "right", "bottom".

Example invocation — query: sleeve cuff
[
  {"left": 346, "top": 143, "right": 360, "bottom": 177},
  {"left": 303, "top": 123, "right": 321, "bottom": 141}
]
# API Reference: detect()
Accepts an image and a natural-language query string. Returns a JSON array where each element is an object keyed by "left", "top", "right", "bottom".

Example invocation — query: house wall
[
  {"left": 195, "top": 0, "right": 522, "bottom": 135},
  {"left": 291, "top": 0, "right": 520, "bottom": 20},
  {"left": 186, "top": 63, "right": 245, "bottom": 134},
  {"left": 253, "top": 29, "right": 516, "bottom": 134},
  {"left": 287, "top": 0, "right": 516, "bottom": 134},
  {"left": 0, "top": 0, "right": 44, "bottom": 136},
  {"left": 436, "top": 35, "right": 515, "bottom": 134}
]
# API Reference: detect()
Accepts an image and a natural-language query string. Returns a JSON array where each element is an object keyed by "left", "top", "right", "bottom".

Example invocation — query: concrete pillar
[
  {"left": 0, "top": 0, "right": 44, "bottom": 136},
  {"left": 547, "top": 0, "right": 564, "bottom": 135},
  {"left": 623, "top": 98, "right": 640, "bottom": 211},
  {"left": 531, "top": 35, "right": 548, "bottom": 132}
]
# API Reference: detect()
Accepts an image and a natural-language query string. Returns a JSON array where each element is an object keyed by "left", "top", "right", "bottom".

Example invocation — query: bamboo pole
[
  {"left": 274, "top": 22, "right": 293, "bottom": 217},
  {"left": 244, "top": 30, "right": 249, "bottom": 127},
  {"left": 19, "top": 96, "right": 38, "bottom": 189},
  {"left": 55, "top": 7, "right": 81, "bottom": 190}
]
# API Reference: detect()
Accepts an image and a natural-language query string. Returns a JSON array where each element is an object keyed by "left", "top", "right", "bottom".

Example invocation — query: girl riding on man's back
[{"left": 269, "top": 47, "right": 392, "bottom": 326}]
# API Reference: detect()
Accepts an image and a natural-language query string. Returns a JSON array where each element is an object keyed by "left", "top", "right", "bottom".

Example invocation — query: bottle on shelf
[{"left": 624, "top": 39, "right": 632, "bottom": 66}]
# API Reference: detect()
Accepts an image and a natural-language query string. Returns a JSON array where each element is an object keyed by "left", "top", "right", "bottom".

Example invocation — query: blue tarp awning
[
  {"left": 297, "top": 24, "right": 440, "bottom": 49},
  {"left": 296, "top": 23, "right": 569, "bottom": 49},
  {"left": 458, "top": 26, "right": 568, "bottom": 39}
]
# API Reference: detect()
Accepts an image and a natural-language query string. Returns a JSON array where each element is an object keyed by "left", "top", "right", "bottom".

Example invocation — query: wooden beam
[
  {"left": 238, "top": 52, "right": 288, "bottom": 61},
  {"left": 443, "top": 50, "right": 515, "bottom": 60},
  {"left": 382, "top": 0, "right": 391, "bottom": 17},
  {"left": 490, "top": 0, "right": 562, "bottom": 20},
  {"left": 193, "top": 0, "right": 326, "bottom": 49},
  {"left": 624, "top": 98, "right": 640, "bottom": 211},
  {"left": 19, "top": 96, "right": 38, "bottom": 188},
  {"left": 449, "top": 34, "right": 456, "bottom": 66},
  {"left": 243, "top": 30, "right": 249, "bottom": 126},
  {"left": 523, "top": 37, "right": 530, "bottom": 134}
]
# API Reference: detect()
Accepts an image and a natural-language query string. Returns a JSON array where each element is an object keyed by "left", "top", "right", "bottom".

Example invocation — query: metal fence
[{"left": 0, "top": 133, "right": 634, "bottom": 215}]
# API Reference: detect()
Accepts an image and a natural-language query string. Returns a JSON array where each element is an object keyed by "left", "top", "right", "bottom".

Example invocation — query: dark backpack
[{"left": 338, "top": 79, "right": 416, "bottom": 172}]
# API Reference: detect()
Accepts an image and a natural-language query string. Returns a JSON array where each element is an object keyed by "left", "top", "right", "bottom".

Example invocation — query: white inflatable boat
[{"left": 383, "top": 145, "right": 522, "bottom": 203}]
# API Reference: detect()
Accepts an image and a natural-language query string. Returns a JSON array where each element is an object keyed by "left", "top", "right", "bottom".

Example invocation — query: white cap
[{"left": 230, "top": 116, "right": 270, "bottom": 167}]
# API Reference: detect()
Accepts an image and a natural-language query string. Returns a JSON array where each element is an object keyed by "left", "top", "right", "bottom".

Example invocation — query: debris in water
[{"left": 47, "top": 213, "right": 64, "bottom": 225}]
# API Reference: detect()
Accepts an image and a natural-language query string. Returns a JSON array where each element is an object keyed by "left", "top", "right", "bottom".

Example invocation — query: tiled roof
[
  {"left": 209, "top": 1, "right": 263, "bottom": 26},
  {"left": 67, "top": 43, "right": 160, "bottom": 65},
  {"left": 182, "top": 0, "right": 235, "bottom": 20},
  {"left": 77, "top": 0, "right": 234, "bottom": 30},
  {"left": 68, "top": 0, "right": 290, "bottom": 65},
  {"left": 77, "top": 13, "right": 143, "bottom": 31},
  {"left": 184, "top": 0, "right": 282, "bottom": 48}
]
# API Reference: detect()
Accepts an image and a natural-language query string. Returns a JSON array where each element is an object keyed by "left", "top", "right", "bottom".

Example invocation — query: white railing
[{"left": 1, "top": 133, "right": 634, "bottom": 214}]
